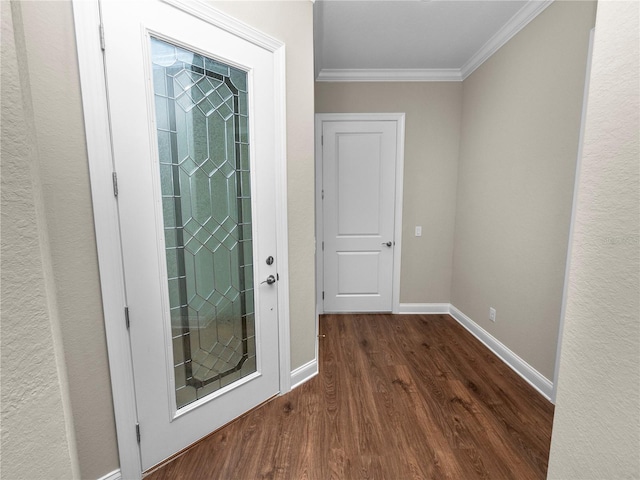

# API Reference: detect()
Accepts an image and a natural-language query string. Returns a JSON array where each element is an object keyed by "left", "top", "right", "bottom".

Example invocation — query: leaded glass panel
[{"left": 150, "top": 37, "right": 256, "bottom": 409}]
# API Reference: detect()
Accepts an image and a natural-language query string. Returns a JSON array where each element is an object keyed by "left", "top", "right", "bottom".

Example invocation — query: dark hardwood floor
[{"left": 145, "top": 314, "right": 554, "bottom": 479}]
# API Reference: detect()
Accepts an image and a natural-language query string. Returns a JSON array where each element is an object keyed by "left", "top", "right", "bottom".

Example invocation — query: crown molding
[
  {"left": 316, "top": 0, "right": 554, "bottom": 83},
  {"left": 461, "top": 0, "right": 554, "bottom": 79},
  {"left": 316, "top": 68, "right": 463, "bottom": 82}
]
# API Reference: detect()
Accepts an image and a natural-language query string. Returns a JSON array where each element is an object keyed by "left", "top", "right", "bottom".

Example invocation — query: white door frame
[
  {"left": 315, "top": 113, "right": 405, "bottom": 315},
  {"left": 72, "top": 1, "right": 290, "bottom": 477},
  {"left": 552, "top": 28, "right": 595, "bottom": 404}
]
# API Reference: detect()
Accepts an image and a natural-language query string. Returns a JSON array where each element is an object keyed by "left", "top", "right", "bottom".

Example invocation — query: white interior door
[
  {"left": 101, "top": 0, "right": 281, "bottom": 470},
  {"left": 321, "top": 120, "right": 399, "bottom": 312}
]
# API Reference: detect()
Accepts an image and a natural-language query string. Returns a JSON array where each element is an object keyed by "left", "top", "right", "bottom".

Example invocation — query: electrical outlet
[{"left": 489, "top": 307, "right": 496, "bottom": 322}]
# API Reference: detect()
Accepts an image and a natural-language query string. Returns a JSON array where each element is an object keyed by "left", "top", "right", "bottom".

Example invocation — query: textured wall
[
  {"left": 315, "top": 82, "right": 463, "bottom": 303},
  {"left": 450, "top": 1, "right": 596, "bottom": 380},
  {"left": 0, "top": 2, "right": 79, "bottom": 478},
  {"left": 547, "top": 0, "right": 640, "bottom": 477},
  {"left": 210, "top": 1, "right": 316, "bottom": 369},
  {"left": 16, "top": 2, "right": 120, "bottom": 478}
]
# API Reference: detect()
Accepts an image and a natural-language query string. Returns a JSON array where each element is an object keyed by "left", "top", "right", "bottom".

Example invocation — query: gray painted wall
[
  {"left": 451, "top": 1, "right": 596, "bottom": 380},
  {"left": 316, "top": 82, "right": 463, "bottom": 304}
]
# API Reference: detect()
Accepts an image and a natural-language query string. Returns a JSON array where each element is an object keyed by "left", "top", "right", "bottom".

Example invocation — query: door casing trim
[
  {"left": 315, "top": 113, "right": 406, "bottom": 316},
  {"left": 73, "top": 1, "right": 289, "bottom": 478}
]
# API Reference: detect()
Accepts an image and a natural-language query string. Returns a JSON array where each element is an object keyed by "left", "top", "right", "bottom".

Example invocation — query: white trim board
[
  {"left": 552, "top": 27, "right": 595, "bottom": 404},
  {"left": 316, "top": 68, "right": 462, "bottom": 82},
  {"left": 315, "top": 1, "right": 554, "bottom": 83},
  {"left": 72, "top": 1, "right": 142, "bottom": 478},
  {"left": 460, "top": 0, "right": 554, "bottom": 79},
  {"left": 399, "top": 303, "right": 450, "bottom": 314},
  {"left": 290, "top": 359, "right": 319, "bottom": 390},
  {"left": 448, "top": 305, "right": 554, "bottom": 402},
  {"left": 97, "top": 469, "right": 121, "bottom": 480},
  {"left": 162, "top": 0, "right": 282, "bottom": 51}
]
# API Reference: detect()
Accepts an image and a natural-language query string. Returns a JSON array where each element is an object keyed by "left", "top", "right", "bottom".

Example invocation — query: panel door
[{"left": 322, "top": 120, "right": 398, "bottom": 312}]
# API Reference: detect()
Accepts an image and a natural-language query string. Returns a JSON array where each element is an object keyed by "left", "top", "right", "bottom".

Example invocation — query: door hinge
[
  {"left": 124, "top": 306, "right": 130, "bottom": 330},
  {"left": 112, "top": 172, "right": 118, "bottom": 197},
  {"left": 99, "top": 23, "right": 105, "bottom": 51},
  {"left": 321, "top": 189, "right": 324, "bottom": 200},
  {"left": 322, "top": 241, "right": 324, "bottom": 251},
  {"left": 322, "top": 291, "right": 325, "bottom": 300},
  {"left": 321, "top": 135, "right": 323, "bottom": 146},
  {"left": 135, "top": 423, "right": 141, "bottom": 443}
]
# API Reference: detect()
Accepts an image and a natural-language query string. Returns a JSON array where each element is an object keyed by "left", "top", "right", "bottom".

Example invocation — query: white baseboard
[
  {"left": 290, "top": 358, "right": 318, "bottom": 390},
  {"left": 448, "top": 305, "right": 554, "bottom": 402},
  {"left": 398, "top": 303, "right": 450, "bottom": 314},
  {"left": 97, "top": 469, "right": 121, "bottom": 480}
]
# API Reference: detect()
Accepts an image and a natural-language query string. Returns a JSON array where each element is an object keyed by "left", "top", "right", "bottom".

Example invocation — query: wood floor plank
[{"left": 145, "top": 314, "right": 554, "bottom": 479}]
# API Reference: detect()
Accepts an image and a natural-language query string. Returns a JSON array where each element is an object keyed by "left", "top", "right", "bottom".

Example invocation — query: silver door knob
[
  {"left": 261, "top": 275, "right": 276, "bottom": 285},
  {"left": 382, "top": 241, "right": 392, "bottom": 247}
]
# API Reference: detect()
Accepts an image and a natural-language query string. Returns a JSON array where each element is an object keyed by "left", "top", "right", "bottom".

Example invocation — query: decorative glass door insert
[{"left": 150, "top": 37, "right": 256, "bottom": 409}]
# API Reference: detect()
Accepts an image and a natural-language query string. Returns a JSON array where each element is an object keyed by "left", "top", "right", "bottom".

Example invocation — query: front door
[
  {"left": 101, "top": 1, "right": 281, "bottom": 470},
  {"left": 321, "top": 119, "right": 399, "bottom": 312}
]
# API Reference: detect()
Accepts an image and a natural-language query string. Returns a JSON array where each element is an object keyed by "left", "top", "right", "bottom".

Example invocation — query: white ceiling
[{"left": 314, "top": 0, "right": 553, "bottom": 81}]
